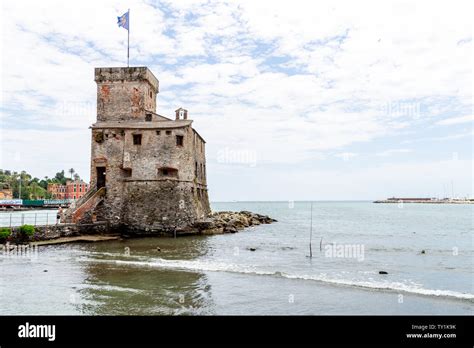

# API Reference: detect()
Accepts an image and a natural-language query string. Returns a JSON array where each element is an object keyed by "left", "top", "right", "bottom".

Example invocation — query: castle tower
[{"left": 72, "top": 67, "right": 211, "bottom": 233}]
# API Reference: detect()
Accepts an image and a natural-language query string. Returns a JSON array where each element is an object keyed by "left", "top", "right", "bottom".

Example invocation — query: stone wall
[
  {"left": 95, "top": 67, "right": 159, "bottom": 122},
  {"left": 7, "top": 222, "right": 110, "bottom": 243}
]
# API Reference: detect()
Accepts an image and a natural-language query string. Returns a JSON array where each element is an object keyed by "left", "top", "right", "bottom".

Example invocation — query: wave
[
  {"left": 82, "top": 284, "right": 145, "bottom": 294},
  {"left": 81, "top": 257, "right": 474, "bottom": 301}
]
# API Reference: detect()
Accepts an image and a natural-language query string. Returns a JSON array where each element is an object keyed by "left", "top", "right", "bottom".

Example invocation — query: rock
[
  {"left": 175, "top": 226, "right": 199, "bottom": 235},
  {"left": 421, "top": 250, "right": 425, "bottom": 254},
  {"left": 43, "top": 270, "right": 48, "bottom": 272},
  {"left": 227, "top": 218, "right": 245, "bottom": 229},
  {"left": 224, "top": 226, "right": 238, "bottom": 233},
  {"left": 193, "top": 219, "right": 214, "bottom": 230},
  {"left": 183, "top": 211, "right": 276, "bottom": 236},
  {"left": 250, "top": 218, "right": 261, "bottom": 225},
  {"left": 201, "top": 227, "right": 224, "bottom": 235},
  {"left": 379, "top": 271, "right": 388, "bottom": 275},
  {"left": 156, "top": 247, "right": 161, "bottom": 252},
  {"left": 249, "top": 247, "right": 256, "bottom": 251}
]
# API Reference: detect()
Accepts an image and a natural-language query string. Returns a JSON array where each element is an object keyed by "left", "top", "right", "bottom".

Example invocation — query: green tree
[
  {"left": 68, "top": 168, "right": 75, "bottom": 179},
  {"left": 54, "top": 170, "right": 67, "bottom": 185}
]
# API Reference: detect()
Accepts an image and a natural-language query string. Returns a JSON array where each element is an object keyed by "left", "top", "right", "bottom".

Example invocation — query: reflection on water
[
  {"left": 78, "top": 238, "right": 214, "bottom": 315},
  {"left": 0, "top": 236, "right": 216, "bottom": 315}
]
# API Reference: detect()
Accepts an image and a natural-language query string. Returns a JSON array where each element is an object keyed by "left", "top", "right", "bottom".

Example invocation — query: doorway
[{"left": 96, "top": 167, "right": 106, "bottom": 189}]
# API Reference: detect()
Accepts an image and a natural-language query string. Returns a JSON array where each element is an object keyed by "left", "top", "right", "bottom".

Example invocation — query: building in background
[
  {"left": 48, "top": 180, "right": 90, "bottom": 200},
  {"left": 0, "top": 187, "right": 13, "bottom": 199}
]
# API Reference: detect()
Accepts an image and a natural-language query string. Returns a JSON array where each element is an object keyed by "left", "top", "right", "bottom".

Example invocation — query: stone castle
[{"left": 65, "top": 67, "right": 210, "bottom": 233}]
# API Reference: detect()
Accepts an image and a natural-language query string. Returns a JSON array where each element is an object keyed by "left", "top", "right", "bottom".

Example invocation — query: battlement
[
  {"left": 94, "top": 67, "right": 159, "bottom": 92},
  {"left": 95, "top": 67, "right": 160, "bottom": 122}
]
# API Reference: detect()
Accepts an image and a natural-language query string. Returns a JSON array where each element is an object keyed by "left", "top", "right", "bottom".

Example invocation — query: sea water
[{"left": 0, "top": 202, "right": 472, "bottom": 315}]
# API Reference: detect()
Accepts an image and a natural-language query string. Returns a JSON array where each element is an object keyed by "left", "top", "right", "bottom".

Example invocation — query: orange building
[
  {"left": 47, "top": 183, "right": 67, "bottom": 199},
  {"left": 48, "top": 180, "right": 90, "bottom": 200},
  {"left": 0, "top": 188, "right": 13, "bottom": 199}
]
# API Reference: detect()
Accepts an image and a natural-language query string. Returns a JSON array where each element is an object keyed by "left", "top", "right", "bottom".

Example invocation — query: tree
[
  {"left": 39, "top": 179, "right": 49, "bottom": 190},
  {"left": 68, "top": 168, "right": 75, "bottom": 179},
  {"left": 54, "top": 170, "right": 67, "bottom": 185},
  {"left": 73, "top": 173, "right": 80, "bottom": 181}
]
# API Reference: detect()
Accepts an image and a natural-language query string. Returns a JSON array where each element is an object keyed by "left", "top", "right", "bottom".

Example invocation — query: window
[
  {"left": 149, "top": 91, "right": 152, "bottom": 98},
  {"left": 123, "top": 168, "right": 132, "bottom": 177},
  {"left": 156, "top": 131, "right": 161, "bottom": 135},
  {"left": 158, "top": 167, "right": 178, "bottom": 177},
  {"left": 166, "top": 130, "right": 171, "bottom": 135},
  {"left": 195, "top": 161, "right": 198, "bottom": 177},
  {"left": 145, "top": 113, "right": 152, "bottom": 122},
  {"left": 176, "top": 135, "right": 184, "bottom": 146},
  {"left": 133, "top": 134, "right": 142, "bottom": 145}
]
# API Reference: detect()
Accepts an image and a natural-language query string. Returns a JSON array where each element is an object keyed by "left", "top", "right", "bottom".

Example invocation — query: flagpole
[{"left": 127, "top": 9, "right": 130, "bottom": 67}]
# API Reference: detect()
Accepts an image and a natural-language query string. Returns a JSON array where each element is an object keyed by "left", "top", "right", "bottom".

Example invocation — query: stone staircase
[{"left": 62, "top": 187, "right": 106, "bottom": 224}]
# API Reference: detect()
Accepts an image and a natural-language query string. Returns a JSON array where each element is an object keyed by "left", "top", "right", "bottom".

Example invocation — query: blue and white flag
[{"left": 117, "top": 10, "right": 129, "bottom": 30}]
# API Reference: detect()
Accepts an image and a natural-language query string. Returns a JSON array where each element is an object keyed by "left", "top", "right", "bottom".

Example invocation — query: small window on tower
[
  {"left": 158, "top": 167, "right": 178, "bottom": 177},
  {"left": 133, "top": 134, "right": 142, "bottom": 145},
  {"left": 166, "top": 130, "right": 171, "bottom": 135},
  {"left": 156, "top": 131, "right": 161, "bottom": 135},
  {"left": 176, "top": 135, "right": 184, "bottom": 146},
  {"left": 149, "top": 91, "right": 152, "bottom": 98},
  {"left": 145, "top": 113, "right": 152, "bottom": 122}
]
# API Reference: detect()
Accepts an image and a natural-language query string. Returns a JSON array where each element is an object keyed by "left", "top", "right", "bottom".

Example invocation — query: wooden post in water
[
  {"left": 9, "top": 213, "right": 12, "bottom": 228},
  {"left": 309, "top": 202, "right": 313, "bottom": 258},
  {"left": 34, "top": 213, "right": 37, "bottom": 226}
]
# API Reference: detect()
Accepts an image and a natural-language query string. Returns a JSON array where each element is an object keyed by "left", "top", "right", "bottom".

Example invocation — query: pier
[{"left": 373, "top": 197, "right": 474, "bottom": 204}]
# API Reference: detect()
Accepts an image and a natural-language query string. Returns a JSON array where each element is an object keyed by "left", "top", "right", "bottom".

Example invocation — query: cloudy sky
[{"left": 0, "top": 0, "right": 472, "bottom": 201}]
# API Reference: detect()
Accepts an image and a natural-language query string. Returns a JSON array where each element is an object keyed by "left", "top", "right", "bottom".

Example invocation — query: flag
[{"left": 117, "top": 11, "right": 129, "bottom": 30}]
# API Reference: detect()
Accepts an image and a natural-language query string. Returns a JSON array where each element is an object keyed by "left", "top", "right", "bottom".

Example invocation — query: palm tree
[{"left": 68, "top": 168, "right": 75, "bottom": 179}]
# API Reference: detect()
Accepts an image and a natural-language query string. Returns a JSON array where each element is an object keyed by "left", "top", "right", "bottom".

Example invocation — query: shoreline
[{"left": 0, "top": 211, "right": 277, "bottom": 246}]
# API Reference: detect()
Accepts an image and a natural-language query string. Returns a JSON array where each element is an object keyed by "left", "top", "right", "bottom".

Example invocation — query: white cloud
[
  {"left": 1, "top": 0, "right": 473, "bottom": 198},
  {"left": 375, "top": 148, "right": 413, "bottom": 157},
  {"left": 335, "top": 152, "right": 358, "bottom": 160},
  {"left": 436, "top": 115, "right": 474, "bottom": 126}
]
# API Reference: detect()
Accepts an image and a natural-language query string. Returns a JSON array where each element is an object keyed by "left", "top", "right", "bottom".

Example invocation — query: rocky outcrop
[
  {"left": 5, "top": 211, "right": 277, "bottom": 243},
  {"left": 188, "top": 211, "right": 277, "bottom": 235}
]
